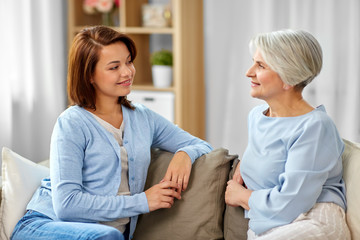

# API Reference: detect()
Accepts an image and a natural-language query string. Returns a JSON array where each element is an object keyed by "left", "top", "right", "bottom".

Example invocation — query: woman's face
[
  {"left": 91, "top": 41, "right": 136, "bottom": 101},
  {"left": 246, "top": 49, "right": 285, "bottom": 101}
]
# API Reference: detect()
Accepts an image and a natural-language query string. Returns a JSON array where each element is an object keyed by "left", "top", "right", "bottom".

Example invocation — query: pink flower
[
  {"left": 84, "top": 0, "right": 97, "bottom": 7},
  {"left": 83, "top": 0, "right": 98, "bottom": 14},
  {"left": 96, "top": 0, "right": 114, "bottom": 13},
  {"left": 83, "top": 0, "right": 119, "bottom": 14},
  {"left": 114, "top": 0, "right": 121, "bottom": 8}
]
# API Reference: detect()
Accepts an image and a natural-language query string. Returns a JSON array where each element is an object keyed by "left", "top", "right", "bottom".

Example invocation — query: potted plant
[{"left": 150, "top": 49, "right": 173, "bottom": 88}]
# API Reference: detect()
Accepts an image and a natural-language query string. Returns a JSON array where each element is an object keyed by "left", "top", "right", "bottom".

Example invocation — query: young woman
[
  {"left": 11, "top": 26, "right": 212, "bottom": 240},
  {"left": 225, "top": 29, "right": 350, "bottom": 239}
]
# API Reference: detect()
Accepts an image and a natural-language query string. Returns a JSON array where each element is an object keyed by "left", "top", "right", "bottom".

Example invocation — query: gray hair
[{"left": 249, "top": 29, "right": 323, "bottom": 88}]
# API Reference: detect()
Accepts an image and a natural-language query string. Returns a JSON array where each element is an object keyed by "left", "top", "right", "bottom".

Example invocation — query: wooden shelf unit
[{"left": 67, "top": 0, "right": 205, "bottom": 139}]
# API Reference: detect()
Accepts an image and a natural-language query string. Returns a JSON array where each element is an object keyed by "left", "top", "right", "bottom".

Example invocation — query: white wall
[{"left": 204, "top": 0, "right": 360, "bottom": 156}]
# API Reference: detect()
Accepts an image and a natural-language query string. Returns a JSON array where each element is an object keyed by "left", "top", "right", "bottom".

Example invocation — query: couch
[{"left": 0, "top": 139, "right": 359, "bottom": 240}]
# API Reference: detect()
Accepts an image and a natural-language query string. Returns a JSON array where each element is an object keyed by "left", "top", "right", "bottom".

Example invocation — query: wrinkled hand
[
  {"left": 162, "top": 151, "right": 192, "bottom": 193},
  {"left": 145, "top": 181, "right": 181, "bottom": 212},
  {"left": 232, "top": 162, "right": 244, "bottom": 185},
  {"left": 225, "top": 180, "right": 252, "bottom": 210}
]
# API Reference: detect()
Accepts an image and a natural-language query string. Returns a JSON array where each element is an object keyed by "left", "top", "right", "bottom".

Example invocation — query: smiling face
[
  {"left": 246, "top": 49, "right": 287, "bottom": 101},
  {"left": 91, "top": 41, "right": 136, "bottom": 102}
]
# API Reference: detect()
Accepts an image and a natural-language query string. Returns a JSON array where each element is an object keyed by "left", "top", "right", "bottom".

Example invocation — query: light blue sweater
[
  {"left": 241, "top": 104, "right": 346, "bottom": 235},
  {"left": 27, "top": 104, "right": 212, "bottom": 239}
]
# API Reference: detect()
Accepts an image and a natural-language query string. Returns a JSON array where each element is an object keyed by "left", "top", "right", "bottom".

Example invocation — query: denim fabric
[{"left": 11, "top": 211, "right": 125, "bottom": 240}]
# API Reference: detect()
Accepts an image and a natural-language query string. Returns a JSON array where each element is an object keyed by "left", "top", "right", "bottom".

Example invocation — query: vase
[
  {"left": 152, "top": 65, "right": 173, "bottom": 88},
  {"left": 102, "top": 12, "right": 112, "bottom": 26}
]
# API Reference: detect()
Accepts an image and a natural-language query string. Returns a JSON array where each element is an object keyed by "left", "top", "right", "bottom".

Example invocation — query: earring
[{"left": 283, "top": 84, "right": 291, "bottom": 90}]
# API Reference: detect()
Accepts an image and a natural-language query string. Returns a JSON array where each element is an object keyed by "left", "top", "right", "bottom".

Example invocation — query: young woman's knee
[{"left": 94, "top": 227, "right": 124, "bottom": 240}]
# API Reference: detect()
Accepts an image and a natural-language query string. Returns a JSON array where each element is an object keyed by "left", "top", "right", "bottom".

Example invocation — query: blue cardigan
[{"left": 27, "top": 104, "right": 212, "bottom": 239}]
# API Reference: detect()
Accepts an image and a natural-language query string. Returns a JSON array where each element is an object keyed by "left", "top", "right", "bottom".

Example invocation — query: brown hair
[{"left": 67, "top": 25, "right": 137, "bottom": 110}]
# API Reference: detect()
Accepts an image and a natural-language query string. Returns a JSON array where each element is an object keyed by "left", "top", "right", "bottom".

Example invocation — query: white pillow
[
  {"left": 0, "top": 147, "right": 49, "bottom": 240},
  {"left": 342, "top": 139, "right": 360, "bottom": 240}
]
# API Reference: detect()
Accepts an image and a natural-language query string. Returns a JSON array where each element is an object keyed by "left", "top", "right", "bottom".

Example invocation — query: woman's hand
[
  {"left": 162, "top": 151, "right": 192, "bottom": 193},
  {"left": 232, "top": 162, "right": 244, "bottom": 185},
  {"left": 225, "top": 180, "right": 252, "bottom": 210},
  {"left": 145, "top": 181, "right": 181, "bottom": 212}
]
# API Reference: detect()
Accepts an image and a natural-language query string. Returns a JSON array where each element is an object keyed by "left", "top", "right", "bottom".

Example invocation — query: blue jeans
[{"left": 11, "top": 210, "right": 126, "bottom": 240}]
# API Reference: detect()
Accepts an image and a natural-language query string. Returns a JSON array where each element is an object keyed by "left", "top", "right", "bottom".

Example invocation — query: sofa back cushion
[
  {"left": 223, "top": 158, "right": 249, "bottom": 240},
  {"left": 133, "top": 148, "right": 237, "bottom": 240}
]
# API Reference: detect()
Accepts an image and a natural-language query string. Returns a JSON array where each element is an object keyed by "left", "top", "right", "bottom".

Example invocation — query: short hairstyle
[
  {"left": 249, "top": 29, "right": 323, "bottom": 88},
  {"left": 67, "top": 25, "right": 137, "bottom": 110}
]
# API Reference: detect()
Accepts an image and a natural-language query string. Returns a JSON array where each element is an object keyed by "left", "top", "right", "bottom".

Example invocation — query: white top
[{"left": 91, "top": 113, "right": 130, "bottom": 233}]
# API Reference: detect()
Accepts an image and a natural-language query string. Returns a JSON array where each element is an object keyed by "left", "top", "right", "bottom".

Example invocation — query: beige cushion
[
  {"left": 133, "top": 148, "right": 237, "bottom": 240},
  {"left": 0, "top": 148, "right": 49, "bottom": 240},
  {"left": 342, "top": 139, "right": 360, "bottom": 240},
  {"left": 223, "top": 158, "right": 249, "bottom": 240}
]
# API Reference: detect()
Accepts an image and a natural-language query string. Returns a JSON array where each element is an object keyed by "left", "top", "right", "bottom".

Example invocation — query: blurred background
[{"left": 0, "top": 0, "right": 359, "bottom": 167}]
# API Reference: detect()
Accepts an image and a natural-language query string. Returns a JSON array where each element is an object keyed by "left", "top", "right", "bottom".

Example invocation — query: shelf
[
  {"left": 68, "top": 0, "right": 206, "bottom": 139},
  {"left": 73, "top": 26, "right": 174, "bottom": 35},
  {"left": 131, "top": 84, "right": 174, "bottom": 92},
  {"left": 120, "top": 27, "right": 174, "bottom": 35}
]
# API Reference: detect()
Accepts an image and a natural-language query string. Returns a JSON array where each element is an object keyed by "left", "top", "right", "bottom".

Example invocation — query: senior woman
[{"left": 225, "top": 29, "right": 351, "bottom": 239}]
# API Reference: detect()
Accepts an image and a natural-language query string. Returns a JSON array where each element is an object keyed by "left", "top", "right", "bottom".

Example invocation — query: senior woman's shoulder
[
  {"left": 249, "top": 104, "right": 268, "bottom": 117},
  {"left": 305, "top": 105, "right": 340, "bottom": 133},
  {"left": 311, "top": 105, "right": 334, "bottom": 121}
]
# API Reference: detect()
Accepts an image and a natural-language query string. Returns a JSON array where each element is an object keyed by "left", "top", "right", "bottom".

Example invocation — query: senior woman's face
[{"left": 246, "top": 49, "right": 285, "bottom": 101}]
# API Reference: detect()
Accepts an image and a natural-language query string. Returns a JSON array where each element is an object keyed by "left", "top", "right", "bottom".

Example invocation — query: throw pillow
[
  {"left": 342, "top": 139, "right": 360, "bottom": 240},
  {"left": 0, "top": 147, "right": 49, "bottom": 240},
  {"left": 133, "top": 148, "right": 237, "bottom": 240},
  {"left": 223, "top": 158, "right": 249, "bottom": 240}
]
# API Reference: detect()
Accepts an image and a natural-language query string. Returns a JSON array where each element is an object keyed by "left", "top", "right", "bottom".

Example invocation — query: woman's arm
[
  {"left": 247, "top": 119, "right": 344, "bottom": 235},
  {"left": 162, "top": 151, "right": 192, "bottom": 192},
  {"left": 147, "top": 108, "right": 213, "bottom": 192},
  {"left": 225, "top": 161, "right": 250, "bottom": 209},
  {"left": 148, "top": 108, "right": 213, "bottom": 161},
  {"left": 51, "top": 113, "right": 150, "bottom": 222},
  {"left": 144, "top": 180, "right": 181, "bottom": 211},
  {"left": 225, "top": 179, "right": 252, "bottom": 210},
  {"left": 232, "top": 161, "right": 244, "bottom": 185}
]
